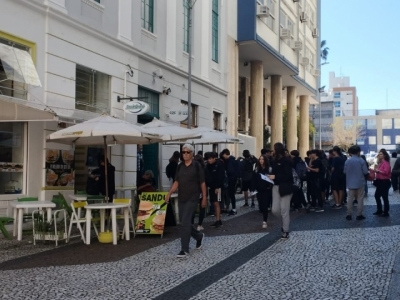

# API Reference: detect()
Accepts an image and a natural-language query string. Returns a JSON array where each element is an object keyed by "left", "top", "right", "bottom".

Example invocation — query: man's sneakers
[
  {"left": 315, "top": 208, "right": 324, "bottom": 213},
  {"left": 177, "top": 251, "right": 188, "bottom": 258},
  {"left": 196, "top": 233, "right": 205, "bottom": 249},
  {"left": 228, "top": 210, "right": 237, "bottom": 216},
  {"left": 281, "top": 232, "right": 289, "bottom": 239},
  {"left": 262, "top": 221, "right": 267, "bottom": 229},
  {"left": 210, "top": 220, "right": 222, "bottom": 228}
]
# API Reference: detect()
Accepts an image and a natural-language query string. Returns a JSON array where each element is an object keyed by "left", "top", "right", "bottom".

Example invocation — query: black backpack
[{"left": 295, "top": 160, "right": 307, "bottom": 181}]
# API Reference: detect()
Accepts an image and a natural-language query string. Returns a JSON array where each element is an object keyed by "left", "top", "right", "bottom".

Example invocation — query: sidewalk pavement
[{"left": 0, "top": 186, "right": 400, "bottom": 299}]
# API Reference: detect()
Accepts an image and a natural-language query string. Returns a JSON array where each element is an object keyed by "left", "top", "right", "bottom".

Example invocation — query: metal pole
[
  {"left": 317, "top": 0, "right": 322, "bottom": 149},
  {"left": 187, "top": 0, "right": 193, "bottom": 129}
]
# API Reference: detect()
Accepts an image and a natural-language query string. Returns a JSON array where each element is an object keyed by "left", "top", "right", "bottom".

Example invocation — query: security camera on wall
[
  {"left": 163, "top": 85, "right": 171, "bottom": 95},
  {"left": 153, "top": 69, "right": 163, "bottom": 79}
]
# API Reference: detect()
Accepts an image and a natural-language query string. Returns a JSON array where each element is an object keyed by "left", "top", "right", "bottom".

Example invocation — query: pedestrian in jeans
[
  {"left": 269, "top": 143, "right": 293, "bottom": 239},
  {"left": 306, "top": 149, "right": 325, "bottom": 212},
  {"left": 204, "top": 152, "right": 225, "bottom": 228},
  {"left": 250, "top": 155, "right": 273, "bottom": 229},
  {"left": 373, "top": 149, "right": 392, "bottom": 217},
  {"left": 344, "top": 146, "right": 369, "bottom": 220},
  {"left": 221, "top": 149, "right": 239, "bottom": 216},
  {"left": 165, "top": 144, "right": 206, "bottom": 258}
]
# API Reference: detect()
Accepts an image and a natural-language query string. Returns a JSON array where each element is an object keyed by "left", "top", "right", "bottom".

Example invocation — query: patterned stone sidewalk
[
  {"left": 0, "top": 233, "right": 266, "bottom": 300},
  {"left": 189, "top": 226, "right": 400, "bottom": 300}
]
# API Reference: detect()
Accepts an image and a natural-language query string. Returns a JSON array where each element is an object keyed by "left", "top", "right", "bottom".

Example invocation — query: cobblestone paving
[
  {"left": 0, "top": 233, "right": 266, "bottom": 300},
  {"left": 190, "top": 226, "right": 400, "bottom": 300}
]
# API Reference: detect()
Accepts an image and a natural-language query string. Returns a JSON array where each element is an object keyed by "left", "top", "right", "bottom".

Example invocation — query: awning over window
[
  {"left": 0, "top": 96, "right": 56, "bottom": 121},
  {"left": 0, "top": 43, "right": 41, "bottom": 87}
]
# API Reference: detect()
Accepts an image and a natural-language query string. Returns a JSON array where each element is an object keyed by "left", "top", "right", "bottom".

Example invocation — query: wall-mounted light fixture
[{"left": 162, "top": 85, "right": 171, "bottom": 95}]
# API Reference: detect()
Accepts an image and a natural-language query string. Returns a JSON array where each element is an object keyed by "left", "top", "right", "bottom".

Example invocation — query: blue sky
[{"left": 321, "top": 0, "right": 399, "bottom": 111}]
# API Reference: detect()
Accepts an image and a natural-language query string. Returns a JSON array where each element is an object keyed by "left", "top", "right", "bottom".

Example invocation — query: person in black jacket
[
  {"left": 221, "top": 149, "right": 240, "bottom": 216},
  {"left": 205, "top": 152, "right": 225, "bottom": 228},
  {"left": 250, "top": 155, "right": 273, "bottom": 229},
  {"left": 98, "top": 156, "right": 115, "bottom": 202},
  {"left": 268, "top": 143, "right": 293, "bottom": 239},
  {"left": 166, "top": 151, "right": 180, "bottom": 185},
  {"left": 290, "top": 150, "right": 308, "bottom": 210}
]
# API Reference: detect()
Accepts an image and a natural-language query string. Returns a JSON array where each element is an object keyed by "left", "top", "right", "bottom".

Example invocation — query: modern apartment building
[
  {"left": 313, "top": 72, "right": 359, "bottom": 149},
  {"left": 0, "top": 0, "right": 236, "bottom": 213}
]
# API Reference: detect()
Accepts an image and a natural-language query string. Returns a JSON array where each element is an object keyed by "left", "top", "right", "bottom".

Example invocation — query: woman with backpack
[
  {"left": 290, "top": 150, "right": 308, "bottom": 210},
  {"left": 268, "top": 143, "right": 294, "bottom": 239},
  {"left": 165, "top": 151, "right": 180, "bottom": 185},
  {"left": 250, "top": 155, "right": 273, "bottom": 229}
]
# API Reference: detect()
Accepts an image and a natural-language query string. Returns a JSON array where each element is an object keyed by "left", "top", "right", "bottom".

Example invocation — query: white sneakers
[{"left": 262, "top": 222, "right": 267, "bottom": 229}]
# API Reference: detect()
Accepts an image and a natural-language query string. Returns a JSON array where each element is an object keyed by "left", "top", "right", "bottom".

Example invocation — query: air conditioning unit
[
  {"left": 312, "top": 69, "right": 321, "bottom": 77},
  {"left": 291, "top": 40, "right": 303, "bottom": 51},
  {"left": 300, "top": 12, "right": 308, "bottom": 22},
  {"left": 300, "top": 57, "right": 309, "bottom": 66},
  {"left": 257, "top": 5, "right": 270, "bottom": 17},
  {"left": 280, "top": 29, "right": 291, "bottom": 39},
  {"left": 312, "top": 28, "right": 319, "bottom": 38}
]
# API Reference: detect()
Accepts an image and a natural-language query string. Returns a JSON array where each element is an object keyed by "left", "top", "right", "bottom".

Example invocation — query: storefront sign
[
  {"left": 135, "top": 192, "right": 168, "bottom": 235},
  {"left": 123, "top": 101, "right": 150, "bottom": 115},
  {"left": 168, "top": 105, "right": 188, "bottom": 122},
  {"left": 44, "top": 149, "right": 75, "bottom": 190}
]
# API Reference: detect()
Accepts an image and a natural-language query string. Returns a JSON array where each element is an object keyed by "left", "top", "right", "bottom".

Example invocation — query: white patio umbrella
[
  {"left": 140, "top": 118, "right": 202, "bottom": 141},
  {"left": 166, "top": 126, "right": 244, "bottom": 145},
  {"left": 47, "top": 115, "right": 162, "bottom": 199}
]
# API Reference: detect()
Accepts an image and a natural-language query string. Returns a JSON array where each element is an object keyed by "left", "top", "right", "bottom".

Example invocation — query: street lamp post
[{"left": 186, "top": 0, "right": 196, "bottom": 129}]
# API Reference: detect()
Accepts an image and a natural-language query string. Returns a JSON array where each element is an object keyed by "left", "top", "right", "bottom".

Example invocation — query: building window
[
  {"left": 333, "top": 101, "right": 340, "bottom": 108},
  {"left": 138, "top": 87, "right": 159, "bottom": 117},
  {"left": 333, "top": 92, "right": 341, "bottom": 98},
  {"left": 213, "top": 111, "right": 221, "bottom": 130},
  {"left": 335, "top": 110, "right": 341, "bottom": 117},
  {"left": 141, "top": 0, "right": 154, "bottom": 33},
  {"left": 344, "top": 119, "right": 353, "bottom": 130},
  {"left": 212, "top": 0, "right": 219, "bottom": 62},
  {"left": 280, "top": 10, "right": 294, "bottom": 45},
  {"left": 394, "top": 118, "right": 400, "bottom": 129},
  {"left": 0, "top": 122, "right": 25, "bottom": 195},
  {"left": 75, "top": 65, "right": 110, "bottom": 113},
  {"left": 382, "top": 118, "right": 392, "bottom": 129},
  {"left": 260, "top": 0, "right": 276, "bottom": 30},
  {"left": 356, "top": 137, "right": 365, "bottom": 145},
  {"left": 367, "top": 119, "right": 376, "bottom": 130},
  {"left": 181, "top": 100, "right": 198, "bottom": 127},
  {"left": 368, "top": 136, "right": 376, "bottom": 145},
  {"left": 383, "top": 136, "right": 391, "bottom": 145},
  {"left": 396, "top": 135, "right": 400, "bottom": 144},
  {"left": 0, "top": 37, "right": 40, "bottom": 99},
  {"left": 183, "top": 0, "right": 190, "bottom": 53}
]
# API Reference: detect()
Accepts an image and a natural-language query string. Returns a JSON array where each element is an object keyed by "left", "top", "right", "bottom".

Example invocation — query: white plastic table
[
  {"left": 84, "top": 203, "right": 130, "bottom": 245},
  {"left": 69, "top": 194, "right": 88, "bottom": 201},
  {"left": 11, "top": 201, "right": 56, "bottom": 241}
]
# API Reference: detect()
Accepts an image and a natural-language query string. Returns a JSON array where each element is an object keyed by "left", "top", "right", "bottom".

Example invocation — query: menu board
[
  {"left": 135, "top": 192, "right": 168, "bottom": 235},
  {"left": 45, "top": 149, "right": 75, "bottom": 190}
]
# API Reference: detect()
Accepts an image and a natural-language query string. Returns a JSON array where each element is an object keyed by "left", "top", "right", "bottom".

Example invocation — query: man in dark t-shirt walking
[
  {"left": 306, "top": 149, "right": 325, "bottom": 212},
  {"left": 166, "top": 144, "right": 206, "bottom": 258}
]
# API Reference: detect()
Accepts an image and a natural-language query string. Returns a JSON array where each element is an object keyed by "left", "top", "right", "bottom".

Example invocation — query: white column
[
  {"left": 166, "top": 0, "right": 177, "bottom": 65},
  {"left": 117, "top": 0, "right": 133, "bottom": 45},
  {"left": 200, "top": 0, "right": 211, "bottom": 80},
  {"left": 270, "top": 75, "right": 282, "bottom": 146},
  {"left": 299, "top": 95, "right": 310, "bottom": 158}
]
